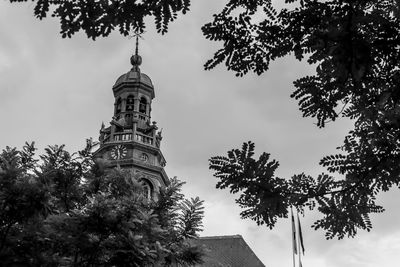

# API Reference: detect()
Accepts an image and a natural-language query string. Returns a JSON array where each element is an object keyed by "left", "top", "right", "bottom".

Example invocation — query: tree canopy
[
  {"left": 7, "top": 0, "right": 400, "bottom": 239},
  {"left": 0, "top": 141, "right": 204, "bottom": 266},
  {"left": 207, "top": 0, "right": 400, "bottom": 239},
  {"left": 9, "top": 0, "right": 191, "bottom": 38}
]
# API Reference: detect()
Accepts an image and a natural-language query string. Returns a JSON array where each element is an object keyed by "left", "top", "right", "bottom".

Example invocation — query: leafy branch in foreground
[
  {"left": 9, "top": 0, "right": 191, "bottom": 38},
  {"left": 210, "top": 141, "right": 385, "bottom": 239},
  {"left": 206, "top": 0, "right": 400, "bottom": 239},
  {"left": 0, "top": 142, "right": 204, "bottom": 266}
]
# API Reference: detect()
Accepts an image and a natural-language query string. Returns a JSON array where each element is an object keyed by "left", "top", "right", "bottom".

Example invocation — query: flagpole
[
  {"left": 297, "top": 209, "right": 302, "bottom": 267},
  {"left": 291, "top": 206, "right": 296, "bottom": 267},
  {"left": 297, "top": 210, "right": 305, "bottom": 267},
  {"left": 293, "top": 247, "right": 296, "bottom": 267},
  {"left": 293, "top": 243, "right": 296, "bottom": 267},
  {"left": 293, "top": 246, "right": 296, "bottom": 267}
]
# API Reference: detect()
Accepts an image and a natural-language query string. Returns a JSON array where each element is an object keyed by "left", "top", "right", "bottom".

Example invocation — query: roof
[
  {"left": 114, "top": 70, "right": 153, "bottom": 88},
  {"left": 191, "top": 235, "right": 266, "bottom": 267}
]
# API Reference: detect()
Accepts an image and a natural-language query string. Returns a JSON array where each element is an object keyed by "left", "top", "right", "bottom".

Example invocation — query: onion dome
[{"left": 113, "top": 70, "right": 153, "bottom": 88}]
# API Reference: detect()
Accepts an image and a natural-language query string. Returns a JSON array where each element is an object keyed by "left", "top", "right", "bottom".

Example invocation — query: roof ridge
[
  {"left": 198, "top": 234, "right": 242, "bottom": 240},
  {"left": 236, "top": 234, "right": 266, "bottom": 267},
  {"left": 193, "top": 234, "right": 266, "bottom": 267}
]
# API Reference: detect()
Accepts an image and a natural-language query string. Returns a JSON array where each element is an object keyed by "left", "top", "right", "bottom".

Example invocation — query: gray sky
[{"left": 1, "top": 1, "right": 400, "bottom": 267}]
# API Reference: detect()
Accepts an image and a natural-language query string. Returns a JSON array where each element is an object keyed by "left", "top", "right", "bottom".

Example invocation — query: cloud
[{"left": 1, "top": 1, "right": 399, "bottom": 266}]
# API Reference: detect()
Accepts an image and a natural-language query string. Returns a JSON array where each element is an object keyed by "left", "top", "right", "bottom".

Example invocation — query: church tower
[{"left": 93, "top": 39, "right": 168, "bottom": 200}]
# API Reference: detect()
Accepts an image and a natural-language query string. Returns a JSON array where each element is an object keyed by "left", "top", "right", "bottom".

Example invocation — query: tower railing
[
  {"left": 135, "top": 133, "right": 153, "bottom": 145},
  {"left": 104, "top": 132, "right": 159, "bottom": 148},
  {"left": 132, "top": 111, "right": 149, "bottom": 122},
  {"left": 113, "top": 133, "right": 133, "bottom": 141},
  {"left": 138, "top": 114, "right": 147, "bottom": 121}
]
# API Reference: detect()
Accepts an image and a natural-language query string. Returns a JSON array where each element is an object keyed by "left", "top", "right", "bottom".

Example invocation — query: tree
[
  {"left": 7, "top": 0, "right": 400, "bottom": 239},
  {"left": 0, "top": 142, "right": 204, "bottom": 266},
  {"left": 206, "top": 0, "right": 400, "bottom": 239},
  {"left": 8, "top": 0, "right": 191, "bottom": 38}
]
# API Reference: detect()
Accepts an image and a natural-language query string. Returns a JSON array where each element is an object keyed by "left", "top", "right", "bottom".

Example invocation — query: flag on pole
[
  {"left": 297, "top": 213, "right": 305, "bottom": 255},
  {"left": 291, "top": 207, "right": 297, "bottom": 255}
]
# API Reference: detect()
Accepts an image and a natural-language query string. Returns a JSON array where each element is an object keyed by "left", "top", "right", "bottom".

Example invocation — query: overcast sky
[{"left": 1, "top": 1, "right": 400, "bottom": 267}]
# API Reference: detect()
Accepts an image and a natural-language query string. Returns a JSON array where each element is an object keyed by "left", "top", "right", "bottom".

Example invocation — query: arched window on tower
[
  {"left": 139, "top": 97, "right": 147, "bottom": 114},
  {"left": 126, "top": 95, "right": 135, "bottom": 111},
  {"left": 139, "top": 179, "right": 153, "bottom": 200},
  {"left": 115, "top": 98, "right": 122, "bottom": 115}
]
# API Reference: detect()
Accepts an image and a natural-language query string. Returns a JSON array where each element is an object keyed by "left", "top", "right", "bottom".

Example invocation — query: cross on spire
[
  {"left": 131, "top": 31, "right": 141, "bottom": 55},
  {"left": 135, "top": 34, "right": 139, "bottom": 55},
  {"left": 130, "top": 31, "right": 145, "bottom": 71},
  {"left": 131, "top": 30, "right": 145, "bottom": 55},
  {"left": 131, "top": 32, "right": 142, "bottom": 72}
]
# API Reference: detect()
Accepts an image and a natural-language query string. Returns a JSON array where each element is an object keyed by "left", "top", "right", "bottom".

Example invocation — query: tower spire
[
  {"left": 94, "top": 31, "right": 169, "bottom": 199},
  {"left": 130, "top": 32, "right": 143, "bottom": 72},
  {"left": 135, "top": 34, "right": 139, "bottom": 56}
]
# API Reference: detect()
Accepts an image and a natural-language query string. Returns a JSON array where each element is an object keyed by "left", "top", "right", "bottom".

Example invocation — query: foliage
[
  {"left": 8, "top": 0, "right": 191, "bottom": 39},
  {"left": 210, "top": 142, "right": 383, "bottom": 239},
  {"left": 0, "top": 142, "right": 204, "bottom": 266},
  {"left": 207, "top": 0, "right": 400, "bottom": 239}
]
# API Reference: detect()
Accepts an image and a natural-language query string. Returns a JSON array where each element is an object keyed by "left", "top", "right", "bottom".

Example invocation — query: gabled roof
[{"left": 191, "top": 235, "right": 266, "bottom": 267}]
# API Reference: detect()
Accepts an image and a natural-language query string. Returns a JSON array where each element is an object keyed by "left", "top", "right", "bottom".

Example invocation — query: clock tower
[{"left": 93, "top": 40, "right": 168, "bottom": 200}]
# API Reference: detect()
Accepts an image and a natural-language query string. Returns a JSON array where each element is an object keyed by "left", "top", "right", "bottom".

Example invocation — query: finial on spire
[
  {"left": 135, "top": 34, "right": 139, "bottom": 56},
  {"left": 130, "top": 31, "right": 144, "bottom": 71}
]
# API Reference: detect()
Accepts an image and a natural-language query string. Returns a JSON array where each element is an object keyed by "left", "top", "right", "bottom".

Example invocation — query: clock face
[{"left": 110, "top": 145, "right": 127, "bottom": 160}]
